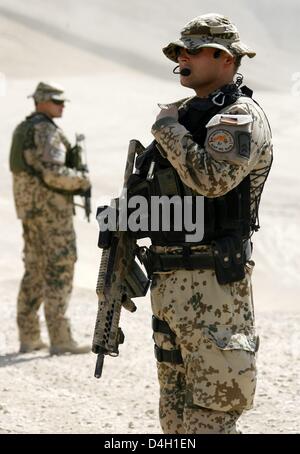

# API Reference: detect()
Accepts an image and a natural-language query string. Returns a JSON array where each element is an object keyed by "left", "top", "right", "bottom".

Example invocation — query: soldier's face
[
  {"left": 36, "top": 100, "right": 65, "bottom": 118},
  {"left": 177, "top": 47, "right": 234, "bottom": 94}
]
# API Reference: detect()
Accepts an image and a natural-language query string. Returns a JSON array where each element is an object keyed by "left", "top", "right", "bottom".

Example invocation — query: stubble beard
[{"left": 180, "top": 74, "right": 214, "bottom": 92}]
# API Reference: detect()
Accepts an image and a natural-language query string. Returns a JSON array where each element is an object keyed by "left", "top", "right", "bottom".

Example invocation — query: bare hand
[
  {"left": 155, "top": 105, "right": 178, "bottom": 122},
  {"left": 81, "top": 177, "right": 91, "bottom": 192}
]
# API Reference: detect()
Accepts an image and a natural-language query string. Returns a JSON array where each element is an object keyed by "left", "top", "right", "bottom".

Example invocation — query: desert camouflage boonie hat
[
  {"left": 163, "top": 13, "right": 256, "bottom": 62},
  {"left": 28, "top": 81, "right": 69, "bottom": 103}
]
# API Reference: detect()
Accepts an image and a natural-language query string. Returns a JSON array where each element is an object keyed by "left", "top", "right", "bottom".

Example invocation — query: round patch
[{"left": 208, "top": 129, "right": 234, "bottom": 153}]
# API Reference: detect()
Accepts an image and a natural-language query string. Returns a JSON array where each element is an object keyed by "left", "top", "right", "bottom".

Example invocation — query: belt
[
  {"left": 138, "top": 240, "right": 252, "bottom": 275},
  {"left": 154, "top": 250, "right": 215, "bottom": 271}
]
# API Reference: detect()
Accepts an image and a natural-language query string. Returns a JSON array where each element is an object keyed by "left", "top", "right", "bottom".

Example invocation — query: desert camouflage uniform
[
  {"left": 149, "top": 14, "right": 272, "bottom": 434},
  {"left": 11, "top": 85, "right": 90, "bottom": 350}
]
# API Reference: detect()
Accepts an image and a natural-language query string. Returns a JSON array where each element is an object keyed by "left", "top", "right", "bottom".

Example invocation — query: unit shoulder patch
[
  {"left": 205, "top": 112, "right": 254, "bottom": 164},
  {"left": 207, "top": 129, "right": 234, "bottom": 153}
]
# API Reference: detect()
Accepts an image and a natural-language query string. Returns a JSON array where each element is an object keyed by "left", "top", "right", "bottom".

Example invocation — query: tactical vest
[
  {"left": 9, "top": 113, "right": 56, "bottom": 174},
  {"left": 127, "top": 84, "right": 256, "bottom": 247}
]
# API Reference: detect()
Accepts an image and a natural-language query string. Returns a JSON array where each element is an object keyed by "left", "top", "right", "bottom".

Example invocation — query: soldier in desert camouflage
[
  {"left": 10, "top": 82, "right": 91, "bottom": 355},
  {"left": 130, "top": 13, "right": 273, "bottom": 433}
]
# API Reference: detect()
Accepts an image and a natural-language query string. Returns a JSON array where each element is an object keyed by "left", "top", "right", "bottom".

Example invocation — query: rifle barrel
[{"left": 94, "top": 353, "right": 105, "bottom": 379}]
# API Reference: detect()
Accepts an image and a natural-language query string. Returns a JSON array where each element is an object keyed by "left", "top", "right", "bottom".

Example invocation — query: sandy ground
[
  {"left": 0, "top": 1, "right": 300, "bottom": 434},
  {"left": 1, "top": 285, "right": 299, "bottom": 434}
]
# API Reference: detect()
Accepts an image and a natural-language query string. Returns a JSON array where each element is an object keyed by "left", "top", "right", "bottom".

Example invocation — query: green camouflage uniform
[
  {"left": 150, "top": 14, "right": 272, "bottom": 434},
  {"left": 10, "top": 82, "right": 90, "bottom": 352}
]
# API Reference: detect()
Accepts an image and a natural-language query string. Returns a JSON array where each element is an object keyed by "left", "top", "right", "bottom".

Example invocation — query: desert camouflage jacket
[
  {"left": 11, "top": 113, "right": 88, "bottom": 220},
  {"left": 151, "top": 95, "right": 273, "bottom": 228}
]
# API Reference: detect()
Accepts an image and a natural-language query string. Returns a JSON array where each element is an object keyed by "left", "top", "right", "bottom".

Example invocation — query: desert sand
[{"left": 0, "top": 0, "right": 299, "bottom": 434}]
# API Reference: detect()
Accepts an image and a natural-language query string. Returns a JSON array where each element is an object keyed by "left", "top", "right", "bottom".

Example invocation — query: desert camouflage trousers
[
  {"left": 17, "top": 215, "right": 77, "bottom": 346},
  {"left": 151, "top": 263, "right": 258, "bottom": 434}
]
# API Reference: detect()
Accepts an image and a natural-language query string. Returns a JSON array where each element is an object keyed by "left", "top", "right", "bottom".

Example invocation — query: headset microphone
[
  {"left": 173, "top": 65, "right": 191, "bottom": 76},
  {"left": 180, "top": 68, "right": 191, "bottom": 76}
]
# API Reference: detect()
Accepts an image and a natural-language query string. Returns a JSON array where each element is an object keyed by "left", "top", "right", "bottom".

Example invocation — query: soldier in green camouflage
[
  {"left": 10, "top": 82, "right": 91, "bottom": 355},
  {"left": 134, "top": 13, "right": 273, "bottom": 433}
]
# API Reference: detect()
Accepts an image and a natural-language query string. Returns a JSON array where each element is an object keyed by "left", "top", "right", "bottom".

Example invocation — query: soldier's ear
[{"left": 224, "top": 55, "right": 235, "bottom": 67}]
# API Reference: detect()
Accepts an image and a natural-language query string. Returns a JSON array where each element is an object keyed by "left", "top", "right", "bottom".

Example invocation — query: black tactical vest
[
  {"left": 10, "top": 113, "right": 56, "bottom": 174},
  {"left": 127, "top": 84, "right": 255, "bottom": 246}
]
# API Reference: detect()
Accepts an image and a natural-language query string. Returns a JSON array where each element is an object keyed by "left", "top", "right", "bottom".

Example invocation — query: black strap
[
  {"left": 240, "top": 85, "right": 253, "bottom": 98},
  {"left": 152, "top": 316, "right": 183, "bottom": 364},
  {"left": 152, "top": 316, "right": 175, "bottom": 337},
  {"left": 26, "top": 112, "right": 58, "bottom": 128},
  {"left": 154, "top": 344, "right": 183, "bottom": 364}
]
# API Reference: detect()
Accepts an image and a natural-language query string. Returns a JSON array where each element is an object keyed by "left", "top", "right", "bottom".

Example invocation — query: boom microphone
[
  {"left": 173, "top": 65, "right": 191, "bottom": 76},
  {"left": 180, "top": 68, "right": 191, "bottom": 76}
]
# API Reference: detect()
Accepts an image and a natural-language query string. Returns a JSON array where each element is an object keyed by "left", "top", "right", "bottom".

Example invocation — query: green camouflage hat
[
  {"left": 28, "top": 81, "right": 69, "bottom": 103},
  {"left": 163, "top": 13, "right": 256, "bottom": 62}
]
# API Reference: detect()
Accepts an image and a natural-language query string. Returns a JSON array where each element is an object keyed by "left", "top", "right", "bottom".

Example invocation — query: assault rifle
[
  {"left": 66, "top": 133, "right": 91, "bottom": 221},
  {"left": 92, "top": 139, "right": 149, "bottom": 378}
]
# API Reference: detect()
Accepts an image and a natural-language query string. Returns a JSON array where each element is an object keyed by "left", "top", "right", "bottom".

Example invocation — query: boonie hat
[
  {"left": 163, "top": 13, "right": 256, "bottom": 62},
  {"left": 28, "top": 81, "right": 69, "bottom": 103}
]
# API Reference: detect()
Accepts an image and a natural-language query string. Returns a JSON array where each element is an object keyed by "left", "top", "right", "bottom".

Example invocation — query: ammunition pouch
[
  {"left": 211, "top": 236, "right": 252, "bottom": 285},
  {"left": 98, "top": 229, "right": 113, "bottom": 250},
  {"left": 96, "top": 205, "right": 115, "bottom": 249},
  {"left": 96, "top": 206, "right": 150, "bottom": 298},
  {"left": 138, "top": 239, "right": 252, "bottom": 284},
  {"left": 125, "top": 260, "right": 150, "bottom": 299}
]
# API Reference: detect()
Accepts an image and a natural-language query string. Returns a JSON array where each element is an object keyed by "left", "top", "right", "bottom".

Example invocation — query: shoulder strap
[{"left": 25, "top": 112, "right": 57, "bottom": 128}]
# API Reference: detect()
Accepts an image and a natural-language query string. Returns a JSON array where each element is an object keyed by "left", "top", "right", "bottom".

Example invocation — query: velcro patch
[
  {"left": 206, "top": 114, "right": 253, "bottom": 128},
  {"left": 235, "top": 131, "right": 251, "bottom": 159},
  {"left": 219, "top": 116, "right": 239, "bottom": 125},
  {"left": 207, "top": 129, "right": 234, "bottom": 153}
]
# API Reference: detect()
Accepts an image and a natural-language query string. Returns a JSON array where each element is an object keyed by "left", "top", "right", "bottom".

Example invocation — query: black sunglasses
[
  {"left": 176, "top": 46, "right": 203, "bottom": 57},
  {"left": 186, "top": 48, "right": 203, "bottom": 55},
  {"left": 51, "top": 99, "right": 65, "bottom": 106}
]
